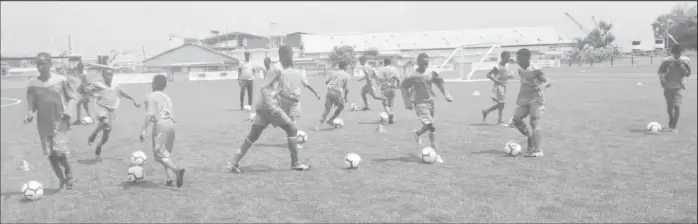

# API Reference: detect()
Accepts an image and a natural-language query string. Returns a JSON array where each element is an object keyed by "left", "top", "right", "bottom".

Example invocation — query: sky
[{"left": 0, "top": 1, "right": 694, "bottom": 57}]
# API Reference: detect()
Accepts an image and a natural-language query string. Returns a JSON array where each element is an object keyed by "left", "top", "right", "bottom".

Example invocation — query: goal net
[{"left": 437, "top": 43, "right": 502, "bottom": 80}]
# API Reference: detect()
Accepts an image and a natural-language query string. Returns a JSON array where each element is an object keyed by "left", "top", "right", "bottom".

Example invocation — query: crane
[{"left": 565, "top": 12, "right": 590, "bottom": 36}]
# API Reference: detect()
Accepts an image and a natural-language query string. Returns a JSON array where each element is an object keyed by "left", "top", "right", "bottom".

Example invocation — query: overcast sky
[{"left": 0, "top": 1, "right": 693, "bottom": 56}]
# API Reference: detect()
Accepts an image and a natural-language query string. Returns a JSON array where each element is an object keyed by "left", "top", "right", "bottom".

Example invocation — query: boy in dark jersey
[
  {"left": 24, "top": 52, "right": 78, "bottom": 190},
  {"left": 376, "top": 58, "right": 401, "bottom": 124},
  {"left": 511, "top": 48, "right": 551, "bottom": 157},
  {"left": 401, "top": 53, "right": 453, "bottom": 163},
  {"left": 658, "top": 45, "right": 692, "bottom": 132},
  {"left": 318, "top": 60, "right": 351, "bottom": 130},
  {"left": 358, "top": 56, "right": 385, "bottom": 110},
  {"left": 482, "top": 51, "right": 514, "bottom": 125},
  {"left": 226, "top": 46, "right": 311, "bottom": 172}
]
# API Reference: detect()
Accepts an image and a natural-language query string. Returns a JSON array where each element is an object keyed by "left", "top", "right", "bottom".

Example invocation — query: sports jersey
[
  {"left": 659, "top": 56, "right": 692, "bottom": 90},
  {"left": 362, "top": 65, "right": 378, "bottom": 87},
  {"left": 326, "top": 70, "right": 350, "bottom": 97},
  {"left": 377, "top": 66, "right": 400, "bottom": 90},
  {"left": 145, "top": 91, "right": 174, "bottom": 123},
  {"left": 255, "top": 68, "right": 284, "bottom": 111},
  {"left": 491, "top": 63, "right": 512, "bottom": 86},
  {"left": 239, "top": 62, "right": 255, "bottom": 80},
  {"left": 516, "top": 63, "right": 546, "bottom": 105},
  {"left": 280, "top": 68, "right": 308, "bottom": 100},
  {"left": 401, "top": 69, "right": 443, "bottom": 104},
  {"left": 92, "top": 82, "right": 125, "bottom": 110},
  {"left": 26, "top": 74, "right": 75, "bottom": 136}
]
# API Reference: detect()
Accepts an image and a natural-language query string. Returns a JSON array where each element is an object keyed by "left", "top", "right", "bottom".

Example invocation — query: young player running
[
  {"left": 24, "top": 52, "right": 78, "bottom": 190},
  {"left": 74, "top": 63, "right": 93, "bottom": 125},
  {"left": 279, "top": 48, "right": 321, "bottom": 149},
  {"left": 481, "top": 51, "right": 514, "bottom": 125},
  {"left": 376, "top": 58, "right": 401, "bottom": 124},
  {"left": 226, "top": 46, "right": 311, "bottom": 173},
  {"left": 358, "top": 56, "right": 385, "bottom": 110},
  {"left": 401, "top": 53, "right": 453, "bottom": 164},
  {"left": 88, "top": 69, "right": 141, "bottom": 161},
  {"left": 139, "top": 74, "right": 186, "bottom": 188},
  {"left": 511, "top": 48, "right": 551, "bottom": 157},
  {"left": 658, "top": 45, "right": 692, "bottom": 132},
  {"left": 318, "top": 60, "right": 351, "bottom": 130}
]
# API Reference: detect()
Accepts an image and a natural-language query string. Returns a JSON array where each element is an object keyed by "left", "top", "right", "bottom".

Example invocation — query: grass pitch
[{"left": 1, "top": 66, "right": 696, "bottom": 223}]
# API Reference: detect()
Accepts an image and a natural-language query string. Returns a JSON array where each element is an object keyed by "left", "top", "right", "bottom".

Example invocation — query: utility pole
[
  {"left": 142, "top": 46, "right": 146, "bottom": 60},
  {"left": 68, "top": 35, "right": 72, "bottom": 55}
]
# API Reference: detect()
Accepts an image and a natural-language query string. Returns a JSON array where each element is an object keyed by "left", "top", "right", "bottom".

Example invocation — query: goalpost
[{"left": 437, "top": 42, "right": 502, "bottom": 80}]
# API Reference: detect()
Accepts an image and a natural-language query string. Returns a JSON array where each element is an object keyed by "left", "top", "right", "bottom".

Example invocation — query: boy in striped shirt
[
  {"left": 139, "top": 74, "right": 186, "bottom": 188},
  {"left": 88, "top": 69, "right": 141, "bottom": 161},
  {"left": 24, "top": 52, "right": 78, "bottom": 190},
  {"left": 400, "top": 53, "right": 453, "bottom": 163},
  {"left": 511, "top": 48, "right": 551, "bottom": 157}
]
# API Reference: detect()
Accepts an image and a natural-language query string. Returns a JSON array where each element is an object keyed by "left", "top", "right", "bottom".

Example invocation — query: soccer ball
[
  {"left": 333, "top": 118, "right": 344, "bottom": 128},
  {"left": 344, "top": 153, "right": 361, "bottom": 169},
  {"left": 248, "top": 112, "right": 256, "bottom": 121},
  {"left": 379, "top": 112, "right": 389, "bottom": 122},
  {"left": 647, "top": 122, "right": 662, "bottom": 133},
  {"left": 82, "top": 116, "right": 93, "bottom": 125},
  {"left": 243, "top": 105, "right": 252, "bottom": 112},
  {"left": 421, "top": 147, "right": 437, "bottom": 163},
  {"left": 127, "top": 165, "right": 145, "bottom": 182},
  {"left": 505, "top": 142, "right": 522, "bottom": 156},
  {"left": 21, "top": 180, "right": 44, "bottom": 201},
  {"left": 130, "top": 151, "right": 147, "bottom": 166},
  {"left": 296, "top": 130, "right": 308, "bottom": 144},
  {"left": 350, "top": 103, "right": 360, "bottom": 111}
]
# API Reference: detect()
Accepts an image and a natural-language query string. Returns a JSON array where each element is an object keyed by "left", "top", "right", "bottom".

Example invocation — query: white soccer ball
[
  {"left": 350, "top": 103, "right": 359, "bottom": 111},
  {"left": 379, "top": 112, "right": 389, "bottom": 122},
  {"left": 647, "top": 122, "right": 662, "bottom": 133},
  {"left": 21, "top": 180, "right": 44, "bottom": 201},
  {"left": 248, "top": 112, "right": 256, "bottom": 121},
  {"left": 82, "top": 116, "right": 93, "bottom": 124},
  {"left": 421, "top": 147, "right": 437, "bottom": 163},
  {"left": 505, "top": 142, "right": 522, "bottom": 156},
  {"left": 127, "top": 165, "right": 145, "bottom": 182},
  {"left": 296, "top": 130, "right": 308, "bottom": 144},
  {"left": 243, "top": 105, "right": 252, "bottom": 112},
  {"left": 344, "top": 153, "right": 361, "bottom": 169},
  {"left": 333, "top": 118, "right": 344, "bottom": 128},
  {"left": 130, "top": 151, "right": 147, "bottom": 166}
]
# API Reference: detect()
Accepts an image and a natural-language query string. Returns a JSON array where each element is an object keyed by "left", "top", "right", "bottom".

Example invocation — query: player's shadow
[
  {"left": 242, "top": 164, "right": 287, "bottom": 173},
  {"left": 77, "top": 157, "right": 120, "bottom": 165},
  {"left": 466, "top": 123, "right": 499, "bottom": 127},
  {"left": 627, "top": 129, "right": 661, "bottom": 135},
  {"left": 118, "top": 180, "right": 165, "bottom": 190},
  {"left": 372, "top": 153, "right": 421, "bottom": 163},
  {"left": 357, "top": 121, "right": 382, "bottom": 125},
  {"left": 1, "top": 188, "right": 61, "bottom": 203},
  {"left": 471, "top": 149, "right": 511, "bottom": 157},
  {"left": 254, "top": 143, "right": 288, "bottom": 148},
  {"left": 316, "top": 127, "right": 337, "bottom": 132}
]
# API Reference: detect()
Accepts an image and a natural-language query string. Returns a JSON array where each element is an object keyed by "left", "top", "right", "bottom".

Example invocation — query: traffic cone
[
  {"left": 17, "top": 160, "right": 31, "bottom": 171},
  {"left": 636, "top": 82, "right": 644, "bottom": 86},
  {"left": 472, "top": 90, "right": 480, "bottom": 96}
]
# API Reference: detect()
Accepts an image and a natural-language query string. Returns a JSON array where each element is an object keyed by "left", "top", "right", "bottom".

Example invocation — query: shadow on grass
[
  {"left": 242, "top": 164, "right": 287, "bottom": 173},
  {"left": 628, "top": 129, "right": 661, "bottom": 135},
  {"left": 225, "top": 108, "right": 244, "bottom": 112},
  {"left": 471, "top": 149, "right": 511, "bottom": 157},
  {"left": 118, "top": 180, "right": 165, "bottom": 190},
  {"left": 357, "top": 121, "right": 382, "bottom": 125},
  {"left": 254, "top": 143, "right": 288, "bottom": 148},
  {"left": 2, "top": 188, "right": 61, "bottom": 202},
  {"left": 372, "top": 153, "right": 421, "bottom": 163},
  {"left": 316, "top": 126, "right": 338, "bottom": 132},
  {"left": 466, "top": 123, "right": 498, "bottom": 127},
  {"left": 77, "top": 156, "right": 120, "bottom": 165}
]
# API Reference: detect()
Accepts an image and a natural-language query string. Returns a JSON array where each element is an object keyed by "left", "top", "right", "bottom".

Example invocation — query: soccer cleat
[
  {"left": 291, "top": 162, "right": 311, "bottom": 171},
  {"left": 524, "top": 150, "right": 544, "bottom": 157},
  {"left": 361, "top": 107, "right": 371, "bottom": 111},
  {"left": 326, "top": 120, "right": 334, "bottom": 126},
  {"left": 297, "top": 144, "right": 304, "bottom": 149},
  {"left": 165, "top": 180, "right": 174, "bottom": 187},
  {"left": 435, "top": 154, "right": 444, "bottom": 164},
  {"left": 176, "top": 168, "right": 186, "bottom": 188},
  {"left": 413, "top": 129, "right": 422, "bottom": 145},
  {"left": 481, "top": 109, "right": 488, "bottom": 122},
  {"left": 388, "top": 115, "right": 395, "bottom": 125},
  {"left": 227, "top": 162, "right": 243, "bottom": 173}
]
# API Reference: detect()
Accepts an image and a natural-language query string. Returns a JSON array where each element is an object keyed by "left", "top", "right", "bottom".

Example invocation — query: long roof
[
  {"left": 142, "top": 43, "right": 238, "bottom": 64},
  {"left": 302, "top": 26, "right": 574, "bottom": 53}
]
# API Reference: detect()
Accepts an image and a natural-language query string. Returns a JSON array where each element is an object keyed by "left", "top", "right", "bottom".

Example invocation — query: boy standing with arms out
[
  {"left": 318, "top": 60, "right": 351, "bottom": 130},
  {"left": 227, "top": 46, "right": 311, "bottom": 173},
  {"left": 511, "top": 48, "right": 551, "bottom": 157},
  {"left": 482, "top": 51, "right": 514, "bottom": 125},
  {"left": 401, "top": 53, "right": 453, "bottom": 164},
  {"left": 358, "top": 56, "right": 385, "bottom": 110},
  {"left": 238, "top": 52, "right": 255, "bottom": 110},
  {"left": 88, "top": 69, "right": 140, "bottom": 161},
  {"left": 376, "top": 58, "right": 401, "bottom": 124},
  {"left": 24, "top": 52, "right": 77, "bottom": 190},
  {"left": 658, "top": 45, "right": 692, "bottom": 132},
  {"left": 139, "top": 74, "right": 186, "bottom": 188}
]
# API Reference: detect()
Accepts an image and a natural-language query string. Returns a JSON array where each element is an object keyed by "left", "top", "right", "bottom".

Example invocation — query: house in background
[{"left": 142, "top": 43, "right": 239, "bottom": 81}]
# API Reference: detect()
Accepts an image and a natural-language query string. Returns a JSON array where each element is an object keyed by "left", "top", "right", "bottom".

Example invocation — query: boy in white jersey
[
  {"left": 238, "top": 52, "right": 255, "bottom": 110},
  {"left": 358, "top": 56, "right": 385, "bottom": 110},
  {"left": 512, "top": 48, "right": 551, "bottom": 157},
  {"left": 482, "top": 51, "right": 514, "bottom": 125},
  {"left": 376, "top": 58, "right": 401, "bottom": 124},
  {"left": 88, "top": 69, "right": 140, "bottom": 161},
  {"left": 139, "top": 74, "right": 186, "bottom": 188}
]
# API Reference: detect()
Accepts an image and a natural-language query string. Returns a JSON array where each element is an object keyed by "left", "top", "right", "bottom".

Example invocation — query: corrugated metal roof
[{"left": 302, "top": 26, "right": 573, "bottom": 53}]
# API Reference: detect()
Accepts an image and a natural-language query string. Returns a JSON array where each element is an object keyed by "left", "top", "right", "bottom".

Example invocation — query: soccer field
[{"left": 1, "top": 67, "right": 696, "bottom": 222}]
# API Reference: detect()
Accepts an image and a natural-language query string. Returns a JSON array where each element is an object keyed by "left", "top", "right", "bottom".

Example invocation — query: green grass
[{"left": 1, "top": 66, "right": 696, "bottom": 223}]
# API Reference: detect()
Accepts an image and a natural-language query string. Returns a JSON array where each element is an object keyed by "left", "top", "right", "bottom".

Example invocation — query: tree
[
  {"left": 364, "top": 47, "right": 380, "bottom": 57},
  {"left": 328, "top": 45, "right": 356, "bottom": 69},
  {"left": 652, "top": 3, "right": 698, "bottom": 50}
]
